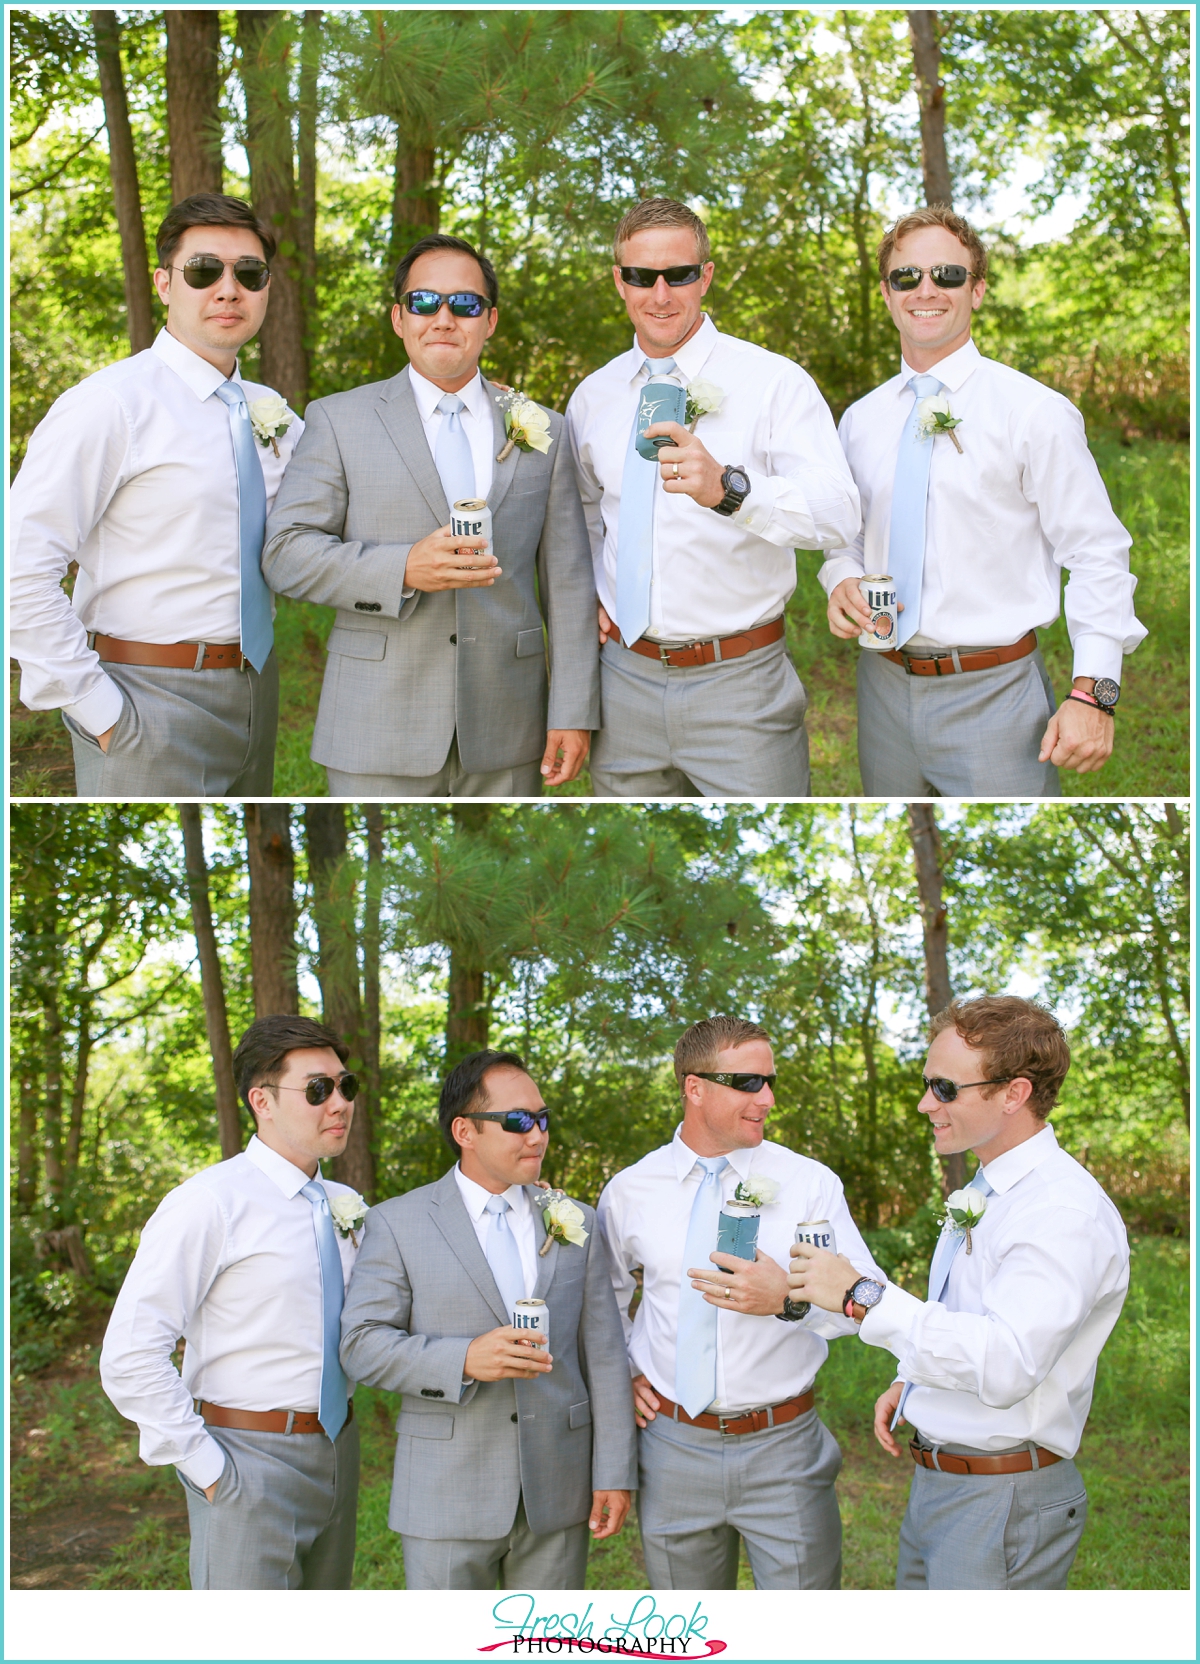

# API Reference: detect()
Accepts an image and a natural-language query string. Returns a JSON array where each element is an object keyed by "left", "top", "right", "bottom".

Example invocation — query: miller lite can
[
  {"left": 794, "top": 1219, "right": 837, "bottom": 1255},
  {"left": 512, "top": 1298, "right": 549, "bottom": 1348},
  {"left": 451, "top": 497, "right": 492, "bottom": 558},
  {"left": 858, "top": 574, "right": 898, "bottom": 650}
]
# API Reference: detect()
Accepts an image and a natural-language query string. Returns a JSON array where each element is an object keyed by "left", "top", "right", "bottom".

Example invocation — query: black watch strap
[
  {"left": 711, "top": 464, "right": 750, "bottom": 518},
  {"left": 776, "top": 1295, "right": 811, "bottom": 1323}
]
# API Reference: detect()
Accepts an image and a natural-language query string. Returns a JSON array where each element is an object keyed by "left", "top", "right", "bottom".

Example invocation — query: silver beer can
[
  {"left": 451, "top": 497, "right": 492, "bottom": 557},
  {"left": 858, "top": 573, "right": 898, "bottom": 651},
  {"left": 794, "top": 1218, "right": 837, "bottom": 1254},
  {"left": 512, "top": 1297, "right": 549, "bottom": 1348}
]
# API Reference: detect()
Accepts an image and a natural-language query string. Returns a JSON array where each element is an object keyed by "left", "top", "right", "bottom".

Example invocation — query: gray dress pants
[
  {"left": 326, "top": 733, "right": 542, "bottom": 798},
  {"left": 590, "top": 636, "right": 810, "bottom": 799},
  {"left": 400, "top": 1498, "right": 590, "bottom": 1589},
  {"left": 65, "top": 653, "right": 278, "bottom": 799},
  {"left": 637, "top": 1406, "right": 842, "bottom": 1589},
  {"left": 179, "top": 1417, "right": 359, "bottom": 1589},
  {"left": 896, "top": 1443, "right": 1088, "bottom": 1589}
]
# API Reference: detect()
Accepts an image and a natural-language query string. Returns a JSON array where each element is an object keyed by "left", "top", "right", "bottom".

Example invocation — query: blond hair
[
  {"left": 877, "top": 206, "right": 988, "bottom": 283},
  {"left": 613, "top": 198, "right": 711, "bottom": 265},
  {"left": 674, "top": 1017, "right": 771, "bottom": 1095}
]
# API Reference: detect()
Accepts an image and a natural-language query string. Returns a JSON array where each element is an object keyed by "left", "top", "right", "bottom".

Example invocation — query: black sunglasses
[
  {"left": 274, "top": 1073, "right": 359, "bottom": 1106},
  {"left": 887, "top": 263, "right": 976, "bottom": 292},
  {"left": 175, "top": 254, "right": 271, "bottom": 292},
  {"left": 619, "top": 265, "right": 704, "bottom": 288},
  {"left": 400, "top": 289, "right": 490, "bottom": 317},
  {"left": 467, "top": 1109, "right": 550, "bottom": 1134},
  {"left": 690, "top": 1071, "right": 776, "bottom": 1093},
  {"left": 922, "top": 1075, "right": 1012, "bottom": 1103}
]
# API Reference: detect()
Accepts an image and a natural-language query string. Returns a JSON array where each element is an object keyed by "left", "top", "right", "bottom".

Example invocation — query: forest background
[
  {"left": 8, "top": 5, "right": 1191, "bottom": 796},
  {"left": 8, "top": 800, "right": 1191, "bottom": 1589}
]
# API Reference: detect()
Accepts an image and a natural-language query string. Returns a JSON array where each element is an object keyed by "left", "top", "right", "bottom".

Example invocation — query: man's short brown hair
[
  {"left": 232, "top": 1014, "right": 349, "bottom": 1115},
  {"left": 930, "top": 996, "right": 1070, "bottom": 1119},
  {"left": 877, "top": 206, "right": 988, "bottom": 284},
  {"left": 674, "top": 1017, "right": 772, "bottom": 1095},
  {"left": 613, "top": 197, "right": 711, "bottom": 265},
  {"left": 155, "top": 192, "right": 276, "bottom": 271}
]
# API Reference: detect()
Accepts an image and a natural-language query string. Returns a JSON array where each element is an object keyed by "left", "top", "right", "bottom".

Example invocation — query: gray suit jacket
[
  {"left": 262, "top": 369, "right": 600, "bottom": 776},
  {"left": 340, "top": 1169, "right": 637, "bottom": 1541}
]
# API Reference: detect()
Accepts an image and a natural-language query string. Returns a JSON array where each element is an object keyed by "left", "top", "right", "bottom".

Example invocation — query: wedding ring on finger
[{"left": 673, "top": 462, "right": 681, "bottom": 478}]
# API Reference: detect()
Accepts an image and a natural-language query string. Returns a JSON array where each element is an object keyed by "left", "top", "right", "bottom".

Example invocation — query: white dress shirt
[
  {"left": 408, "top": 365, "right": 496, "bottom": 504},
  {"left": 99, "top": 1136, "right": 361, "bottom": 1491},
  {"left": 9, "top": 327, "right": 303, "bottom": 737},
  {"left": 566, "top": 315, "right": 860, "bottom": 642},
  {"left": 860, "top": 1125, "right": 1129, "bottom": 1457},
  {"left": 819, "top": 338, "right": 1146, "bottom": 682},
  {"left": 452, "top": 1164, "right": 538, "bottom": 1300},
  {"left": 597, "top": 1127, "right": 885, "bottom": 1413}
]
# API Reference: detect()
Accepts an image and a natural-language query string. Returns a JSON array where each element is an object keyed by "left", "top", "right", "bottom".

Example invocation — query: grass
[
  {"left": 9, "top": 440, "right": 1186, "bottom": 799},
  {"left": 8, "top": 1235, "right": 1188, "bottom": 1591}
]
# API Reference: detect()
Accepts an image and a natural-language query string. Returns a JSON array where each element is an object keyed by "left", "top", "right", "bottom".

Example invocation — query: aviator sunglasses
[
  {"left": 173, "top": 253, "right": 272, "bottom": 292},
  {"left": 690, "top": 1071, "right": 776, "bottom": 1093},
  {"left": 886, "top": 263, "right": 977, "bottom": 292},
  {"left": 467, "top": 1109, "right": 550, "bottom": 1134},
  {"left": 923, "top": 1074, "right": 1012, "bottom": 1103},
  {"left": 400, "top": 289, "right": 490, "bottom": 317},
  {"left": 619, "top": 264, "right": 704, "bottom": 288},
  {"left": 273, "top": 1073, "right": 360, "bottom": 1105}
]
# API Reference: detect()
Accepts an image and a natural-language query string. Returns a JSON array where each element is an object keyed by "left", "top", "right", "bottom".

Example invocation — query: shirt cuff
[
  {"left": 1069, "top": 633, "right": 1125, "bottom": 684},
  {"left": 61, "top": 674, "right": 126, "bottom": 739},
  {"left": 176, "top": 1434, "right": 228, "bottom": 1491},
  {"left": 730, "top": 468, "right": 781, "bottom": 538},
  {"left": 817, "top": 554, "right": 865, "bottom": 597},
  {"left": 857, "top": 1280, "right": 926, "bottom": 1355}
]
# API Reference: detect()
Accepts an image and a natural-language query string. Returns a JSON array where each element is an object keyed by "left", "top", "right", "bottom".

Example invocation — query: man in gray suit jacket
[
  {"left": 263, "top": 234, "right": 600, "bottom": 796},
  {"left": 340, "top": 1048, "right": 637, "bottom": 1589}
]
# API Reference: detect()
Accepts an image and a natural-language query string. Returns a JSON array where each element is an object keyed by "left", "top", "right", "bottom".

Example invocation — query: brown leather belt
[
  {"left": 620, "top": 616, "right": 785, "bottom": 670},
  {"left": 910, "top": 1438, "right": 1062, "bottom": 1475},
  {"left": 197, "top": 1398, "right": 354, "bottom": 1436},
  {"left": 881, "top": 628, "right": 1038, "bottom": 677},
  {"left": 93, "top": 633, "right": 247, "bottom": 671},
  {"left": 655, "top": 1388, "right": 814, "bottom": 1436}
]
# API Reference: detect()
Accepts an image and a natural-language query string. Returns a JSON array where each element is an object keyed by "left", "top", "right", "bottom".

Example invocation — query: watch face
[
  {"left": 851, "top": 1277, "right": 884, "bottom": 1309},
  {"left": 1092, "top": 677, "right": 1120, "bottom": 709},
  {"left": 726, "top": 468, "right": 750, "bottom": 496}
]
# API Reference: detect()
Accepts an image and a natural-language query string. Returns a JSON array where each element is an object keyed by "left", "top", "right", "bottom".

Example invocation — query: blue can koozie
[
  {"left": 716, "top": 1207, "right": 760, "bottom": 1262},
  {"left": 634, "top": 381, "right": 689, "bottom": 460}
]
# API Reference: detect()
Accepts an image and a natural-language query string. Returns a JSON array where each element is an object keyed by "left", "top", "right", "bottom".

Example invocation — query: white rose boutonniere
[
  {"left": 916, "top": 394, "right": 963, "bottom": 453},
  {"left": 329, "top": 1192, "right": 368, "bottom": 1247},
  {"left": 495, "top": 389, "right": 553, "bottom": 461},
  {"left": 536, "top": 1187, "right": 589, "bottom": 1255},
  {"left": 732, "top": 1174, "right": 781, "bottom": 1209},
  {"left": 685, "top": 378, "right": 725, "bottom": 432},
  {"left": 248, "top": 393, "right": 296, "bottom": 458},
  {"left": 940, "top": 1186, "right": 988, "bottom": 1254}
]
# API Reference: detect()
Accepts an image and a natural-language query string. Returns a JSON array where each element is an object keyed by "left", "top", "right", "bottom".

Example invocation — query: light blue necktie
[
  {"left": 484, "top": 1193, "right": 526, "bottom": 1314},
  {"left": 434, "top": 392, "right": 476, "bottom": 511},
  {"left": 213, "top": 380, "right": 273, "bottom": 673},
  {"left": 299, "top": 1179, "right": 349, "bottom": 1440},
  {"left": 674, "top": 1155, "right": 730, "bottom": 1417},
  {"left": 893, "top": 1165, "right": 993, "bottom": 1431},
  {"left": 615, "top": 356, "right": 677, "bottom": 647},
  {"left": 887, "top": 372, "right": 943, "bottom": 649}
]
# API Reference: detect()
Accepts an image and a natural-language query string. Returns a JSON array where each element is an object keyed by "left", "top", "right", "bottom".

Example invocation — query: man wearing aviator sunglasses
[
  {"left": 100, "top": 1015, "right": 366, "bottom": 1588},
  {"left": 819, "top": 203, "right": 1144, "bottom": 796},
  {"left": 788, "top": 995, "right": 1129, "bottom": 1590},
  {"left": 264, "top": 231, "right": 599, "bottom": 798},
  {"left": 342, "top": 1048, "right": 635, "bottom": 1589},
  {"left": 11, "top": 192, "right": 302, "bottom": 798}
]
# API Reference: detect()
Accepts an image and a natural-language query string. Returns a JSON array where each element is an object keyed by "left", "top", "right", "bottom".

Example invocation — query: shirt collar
[
  {"left": 244, "top": 1133, "right": 321, "bottom": 1199},
  {"left": 152, "top": 326, "right": 243, "bottom": 402},
  {"left": 624, "top": 313, "right": 719, "bottom": 386},
  {"left": 898, "top": 335, "right": 981, "bottom": 395},
  {"left": 979, "top": 1122, "right": 1059, "bottom": 1195},
  {"left": 670, "top": 1123, "right": 756, "bottom": 1184},
  {"left": 453, "top": 1162, "right": 530, "bottom": 1222},
  {"left": 408, "top": 364, "right": 487, "bottom": 423}
]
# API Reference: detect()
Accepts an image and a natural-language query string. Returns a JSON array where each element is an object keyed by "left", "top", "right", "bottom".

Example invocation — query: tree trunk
[
  {"left": 906, "top": 803, "right": 964, "bottom": 1192},
  {"left": 907, "top": 11, "right": 953, "bottom": 207},
  {"left": 92, "top": 11, "right": 155, "bottom": 352},
  {"left": 17, "top": 1047, "right": 41, "bottom": 1212},
  {"left": 389, "top": 132, "right": 439, "bottom": 268},
  {"left": 304, "top": 804, "right": 374, "bottom": 1198},
  {"left": 244, "top": 804, "right": 300, "bottom": 1016},
  {"left": 238, "top": 9, "right": 307, "bottom": 407},
  {"left": 446, "top": 952, "right": 489, "bottom": 1073},
  {"left": 180, "top": 805, "right": 244, "bottom": 1161},
  {"left": 362, "top": 806, "right": 384, "bottom": 1134},
  {"left": 297, "top": 11, "right": 321, "bottom": 347},
  {"left": 165, "top": 11, "right": 224, "bottom": 199},
  {"left": 64, "top": 1016, "right": 94, "bottom": 1183}
]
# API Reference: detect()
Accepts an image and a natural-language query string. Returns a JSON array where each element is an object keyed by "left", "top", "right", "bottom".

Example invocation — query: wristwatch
[
  {"left": 1091, "top": 677, "right": 1120, "bottom": 712},
  {"left": 775, "top": 1294, "right": 811, "bottom": 1323},
  {"left": 843, "top": 1276, "right": 885, "bottom": 1321},
  {"left": 711, "top": 464, "right": 751, "bottom": 517}
]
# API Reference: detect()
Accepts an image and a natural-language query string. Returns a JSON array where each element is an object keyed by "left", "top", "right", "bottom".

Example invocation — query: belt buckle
[
  {"left": 716, "top": 1412, "right": 738, "bottom": 1436},
  {"left": 658, "top": 643, "right": 676, "bottom": 667}
]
